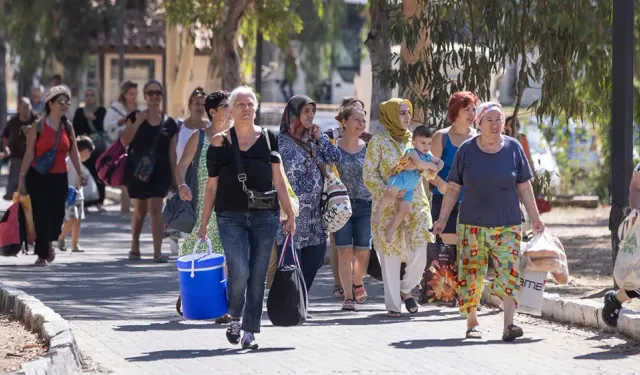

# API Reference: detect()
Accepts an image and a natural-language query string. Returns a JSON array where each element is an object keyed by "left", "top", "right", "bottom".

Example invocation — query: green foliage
[{"left": 376, "top": 0, "right": 615, "bottom": 130}]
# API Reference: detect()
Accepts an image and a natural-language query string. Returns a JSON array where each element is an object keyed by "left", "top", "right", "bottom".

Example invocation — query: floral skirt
[{"left": 456, "top": 224, "right": 522, "bottom": 316}]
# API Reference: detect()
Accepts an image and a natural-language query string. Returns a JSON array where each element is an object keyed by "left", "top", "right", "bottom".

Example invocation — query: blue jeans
[
  {"left": 278, "top": 241, "right": 327, "bottom": 292},
  {"left": 216, "top": 210, "right": 279, "bottom": 333}
]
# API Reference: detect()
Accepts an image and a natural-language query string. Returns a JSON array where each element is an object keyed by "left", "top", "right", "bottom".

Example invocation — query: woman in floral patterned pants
[{"left": 433, "top": 102, "right": 545, "bottom": 342}]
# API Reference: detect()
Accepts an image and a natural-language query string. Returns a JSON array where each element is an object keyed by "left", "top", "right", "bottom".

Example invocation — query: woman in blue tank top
[{"left": 429, "top": 92, "right": 478, "bottom": 246}]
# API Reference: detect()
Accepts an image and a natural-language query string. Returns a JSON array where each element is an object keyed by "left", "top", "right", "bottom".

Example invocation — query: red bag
[
  {"left": 0, "top": 202, "right": 25, "bottom": 256},
  {"left": 96, "top": 140, "right": 127, "bottom": 187},
  {"left": 536, "top": 197, "right": 551, "bottom": 214}
]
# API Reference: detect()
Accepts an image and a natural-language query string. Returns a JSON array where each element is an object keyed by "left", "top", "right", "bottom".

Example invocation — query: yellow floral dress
[{"left": 363, "top": 131, "right": 434, "bottom": 258}]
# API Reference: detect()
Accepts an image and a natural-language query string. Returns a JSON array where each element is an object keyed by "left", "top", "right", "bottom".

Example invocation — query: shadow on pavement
[
  {"left": 125, "top": 347, "right": 296, "bottom": 362},
  {"left": 114, "top": 320, "right": 227, "bottom": 332},
  {"left": 390, "top": 337, "right": 544, "bottom": 349},
  {"left": 574, "top": 343, "right": 640, "bottom": 360}
]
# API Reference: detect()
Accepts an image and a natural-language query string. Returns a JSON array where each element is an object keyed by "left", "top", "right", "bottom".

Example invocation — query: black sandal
[
  {"left": 332, "top": 285, "right": 344, "bottom": 298},
  {"left": 502, "top": 324, "right": 524, "bottom": 342},
  {"left": 402, "top": 296, "right": 419, "bottom": 314},
  {"left": 465, "top": 326, "right": 482, "bottom": 339}
]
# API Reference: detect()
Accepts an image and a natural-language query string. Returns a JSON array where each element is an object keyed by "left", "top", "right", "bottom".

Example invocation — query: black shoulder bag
[
  {"left": 229, "top": 127, "right": 277, "bottom": 210},
  {"left": 133, "top": 115, "right": 166, "bottom": 182}
]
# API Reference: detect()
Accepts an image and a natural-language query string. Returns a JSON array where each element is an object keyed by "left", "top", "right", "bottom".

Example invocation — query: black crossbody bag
[{"left": 229, "top": 127, "right": 277, "bottom": 210}]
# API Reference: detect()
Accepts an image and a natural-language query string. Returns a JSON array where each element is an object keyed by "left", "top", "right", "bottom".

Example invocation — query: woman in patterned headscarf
[
  {"left": 276, "top": 95, "right": 342, "bottom": 294},
  {"left": 363, "top": 98, "right": 434, "bottom": 317}
]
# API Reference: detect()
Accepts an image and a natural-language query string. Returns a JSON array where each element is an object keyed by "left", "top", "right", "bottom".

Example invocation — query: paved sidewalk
[{"left": 0, "top": 201, "right": 639, "bottom": 374}]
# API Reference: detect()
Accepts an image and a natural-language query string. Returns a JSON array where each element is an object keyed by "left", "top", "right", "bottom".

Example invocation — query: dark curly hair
[{"left": 204, "top": 90, "right": 230, "bottom": 121}]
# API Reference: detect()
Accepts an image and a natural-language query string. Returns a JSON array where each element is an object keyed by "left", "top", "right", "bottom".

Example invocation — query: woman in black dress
[
  {"left": 121, "top": 79, "right": 178, "bottom": 263},
  {"left": 72, "top": 87, "right": 107, "bottom": 212}
]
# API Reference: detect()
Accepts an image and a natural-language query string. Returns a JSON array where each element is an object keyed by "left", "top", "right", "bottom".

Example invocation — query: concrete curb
[
  {"left": 481, "top": 285, "right": 640, "bottom": 341},
  {"left": 0, "top": 282, "right": 84, "bottom": 375}
]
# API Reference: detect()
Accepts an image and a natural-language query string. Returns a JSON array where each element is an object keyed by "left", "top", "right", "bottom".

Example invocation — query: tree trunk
[
  {"left": 216, "top": 0, "right": 248, "bottom": 90},
  {"left": 400, "top": 0, "right": 430, "bottom": 127},
  {"left": 170, "top": 28, "right": 195, "bottom": 117},
  {"left": 165, "top": 24, "right": 179, "bottom": 117},
  {"left": 0, "top": 0, "right": 6, "bottom": 133},
  {"left": 365, "top": 0, "right": 392, "bottom": 134}
]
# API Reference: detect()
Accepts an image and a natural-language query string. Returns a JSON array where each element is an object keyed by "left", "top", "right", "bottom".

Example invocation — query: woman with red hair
[{"left": 429, "top": 91, "right": 478, "bottom": 247}]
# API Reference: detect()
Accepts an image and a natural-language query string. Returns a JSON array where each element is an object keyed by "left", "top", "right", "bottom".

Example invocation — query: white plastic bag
[
  {"left": 523, "top": 230, "right": 569, "bottom": 284},
  {"left": 614, "top": 216, "right": 640, "bottom": 290},
  {"left": 82, "top": 164, "right": 100, "bottom": 202}
]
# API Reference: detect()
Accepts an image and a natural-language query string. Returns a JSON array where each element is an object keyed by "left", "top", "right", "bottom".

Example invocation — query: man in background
[
  {"left": 2, "top": 97, "right": 37, "bottom": 200},
  {"left": 31, "top": 85, "right": 45, "bottom": 114}
]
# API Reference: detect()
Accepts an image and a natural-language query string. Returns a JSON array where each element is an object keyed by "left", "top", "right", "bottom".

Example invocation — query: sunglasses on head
[{"left": 146, "top": 90, "right": 163, "bottom": 97}]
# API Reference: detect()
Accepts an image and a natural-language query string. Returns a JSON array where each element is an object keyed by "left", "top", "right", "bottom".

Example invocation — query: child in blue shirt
[{"left": 373, "top": 126, "right": 444, "bottom": 242}]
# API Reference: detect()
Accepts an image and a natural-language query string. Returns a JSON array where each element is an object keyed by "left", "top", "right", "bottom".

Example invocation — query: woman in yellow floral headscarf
[{"left": 363, "top": 98, "right": 434, "bottom": 317}]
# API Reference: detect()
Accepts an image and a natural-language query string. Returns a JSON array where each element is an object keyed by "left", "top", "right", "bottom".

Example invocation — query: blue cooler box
[{"left": 177, "top": 252, "right": 227, "bottom": 320}]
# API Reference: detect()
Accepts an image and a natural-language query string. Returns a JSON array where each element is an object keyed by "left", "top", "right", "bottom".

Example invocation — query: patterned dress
[
  {"left": 179, "top": 135, "right": 224, "bottom": 256},
  {"left": 276, "top": 134, "right": 342, "bottom": 249},
  {"left": 363, "top": 131, "right": 434, "bottom": 258}
]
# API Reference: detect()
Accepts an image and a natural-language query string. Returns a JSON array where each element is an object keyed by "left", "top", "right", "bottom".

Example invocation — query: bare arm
[
  {"left": 629, "top": 171, "right": 640, "bottom": 209},
  {"left": 408, "top": 150, "right": 438, "bottom": 172},
  {"left": 430, "top": 154, "right": 445, "bottom": 172},
  {"left": 177, "top": 132, "right": 199, "bottom": 186},
  {"left": 17, "top": 127, "right": 37, "bottom": 192},
  {"left": 272, "top": 162, "right": 295, "bottom": 218},
  {"left": 67, "top": 126, "right": 85, "bottom": 181},
  {"left": 517, "top": 180, "right": 541, "bottom": 223},
  {"left": 169, "top": 133, "right": 179, "bottom": 190},
  {"left": 1, "top": 137, "right": 9, "bottom": 156},
  {"left": 198, "top": 133, "right": 223, "bottom": 236},
  {"left": 436, "top": 181, "right": 462, "bottom": 224},
  {"left": 429, "top": 131, "right": 448, "bottom": 189}
]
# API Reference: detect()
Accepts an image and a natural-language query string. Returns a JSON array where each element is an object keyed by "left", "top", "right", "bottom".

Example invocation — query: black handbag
[
  {"left": 366, "top": 244, "right": 406, "bottom": 281},
  {"left": 229, "top": 127, "right": 277, "bottom": 210},
  {"left": 267, "top": 235, "right": 308, "bottom": 327},
  {"left": 162, "top": 130, "right": 205, "bottom": 232},
  {"left": 133, "top": 115, "right": 165, "bottom": 182}
]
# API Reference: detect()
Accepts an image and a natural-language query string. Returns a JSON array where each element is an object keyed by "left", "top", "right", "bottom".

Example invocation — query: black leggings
[{"left": 26, "top": 168, "right": 67, "bottom": 259}]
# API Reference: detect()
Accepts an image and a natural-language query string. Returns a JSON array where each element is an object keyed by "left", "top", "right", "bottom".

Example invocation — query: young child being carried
[
  {"left": 373, "top": 126, "right": 444, "bottom": 242},
  {"left": 58, "top": 136, "right": 94, "bottom": 253}
]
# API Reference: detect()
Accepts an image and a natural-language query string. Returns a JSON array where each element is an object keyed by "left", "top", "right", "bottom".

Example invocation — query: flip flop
[
  {"left": 332, "top": 285, "right": 344, "bottom": 298},
  {"left": 387, "top": 311, "right": 401, "bottom": 317},
  {"left": 502, "top": 324, "right": 524, "bottom": 342},
  {"left": 466, "top": 326, "right": 482, "bottom": 339}
]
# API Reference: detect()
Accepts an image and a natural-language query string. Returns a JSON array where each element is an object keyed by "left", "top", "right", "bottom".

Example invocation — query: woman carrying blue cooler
[{"left": 198, "top": 86, "right": 295, "bottom": 350}]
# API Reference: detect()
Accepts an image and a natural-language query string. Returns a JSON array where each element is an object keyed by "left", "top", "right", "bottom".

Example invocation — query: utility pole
[
  {"left": 117, "top": 0, "right": 125, "bottom": 82},
  {"left": 254, "top": 29, "right": 263, "bottom": 125},
  {"left": 609, "top": 0, "right": 634, "bottom": 279}
]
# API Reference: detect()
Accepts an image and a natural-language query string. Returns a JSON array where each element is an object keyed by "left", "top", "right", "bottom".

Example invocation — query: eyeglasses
[
  {"left": 56, "top": 99, "right": 71, "bottom": 106},
  {"left": 145, "top": 90, "right": 163, "bottom": 97}
]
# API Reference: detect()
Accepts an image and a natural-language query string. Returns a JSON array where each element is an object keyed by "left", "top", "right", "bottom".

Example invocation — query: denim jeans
[
  {"left": 278, "top": 241, "right": 327, "bottom": 292},
  {"left": 216, "top": 210, "right": 279, "bottom": 333}
]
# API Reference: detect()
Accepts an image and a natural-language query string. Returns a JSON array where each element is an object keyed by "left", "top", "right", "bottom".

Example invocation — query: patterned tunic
[
  {"left": 276, "top": 134, "right": 342, "bottom": 249},
  {"left": 179, "top": 135, "right": 223, "bottom": 256},
  {"left": 363, "top": 131, "right": 434, "bottom": 257}
]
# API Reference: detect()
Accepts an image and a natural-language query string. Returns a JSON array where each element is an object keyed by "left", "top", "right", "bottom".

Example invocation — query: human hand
[
  {"left": 79, "top": 174, "right": 88, "bottom": 186},
  {"left": 178, "top": 184, "right": 193, "bottom": 201},
  {"left": 425, "top": 162, "right": 439, "bottom": 171},
  {"left": 531, "top": 218, "right": 545, "bottom": 234},
  {"left": 397, "top": 189, "right": 407, "bottom": 201},
  {"left": 311, "top": 124, "right": 322, "bottom": 141},
  {"left": 135, "top": 110, "right": 147, "bottom": 125},
  {"left": 284, "top": 216, "right": 296, "bottom": 235},
  {"left": 432, "top": 220, "right": 446, "bottom": 236},
  {"left": 197, "top": 225, "right": 208, "bottom": 240}
]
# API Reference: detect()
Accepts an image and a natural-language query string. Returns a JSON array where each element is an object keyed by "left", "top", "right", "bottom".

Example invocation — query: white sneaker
[{"left": 241, "top": 332, "right": 258, "bottom": 350}]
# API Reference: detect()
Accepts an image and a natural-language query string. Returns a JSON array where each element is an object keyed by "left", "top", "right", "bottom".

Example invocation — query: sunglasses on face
[
  {"left": 57, "top": 99, "right": 71, "bottom": 106},
  {"left": 217, "top": 102, "right": 229, "bottom": 109},
  {"left": 145, "top": 90, "right": 163, "bottom": 97}
]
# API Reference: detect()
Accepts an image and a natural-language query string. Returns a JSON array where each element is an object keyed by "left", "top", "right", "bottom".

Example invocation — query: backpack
[
  {"left": 162, "top": 129, "right": 205, "bottom": 233},
  {"left": 267, "top": 235, "right": 308, "bottom": 326},
  {"left": 96, "top": 139, "right": 127, "bottom": 187},
  {"left": 0, "top": 202, "right": 27, "bottom": 257}
]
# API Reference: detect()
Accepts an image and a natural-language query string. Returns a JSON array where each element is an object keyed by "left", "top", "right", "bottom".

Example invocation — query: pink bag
[
  {"left": 0, "top": 202, "right": 23, "bottom": 256},
  {"left": 96, "top": 140, "right": 127, "bottom": 187}
]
